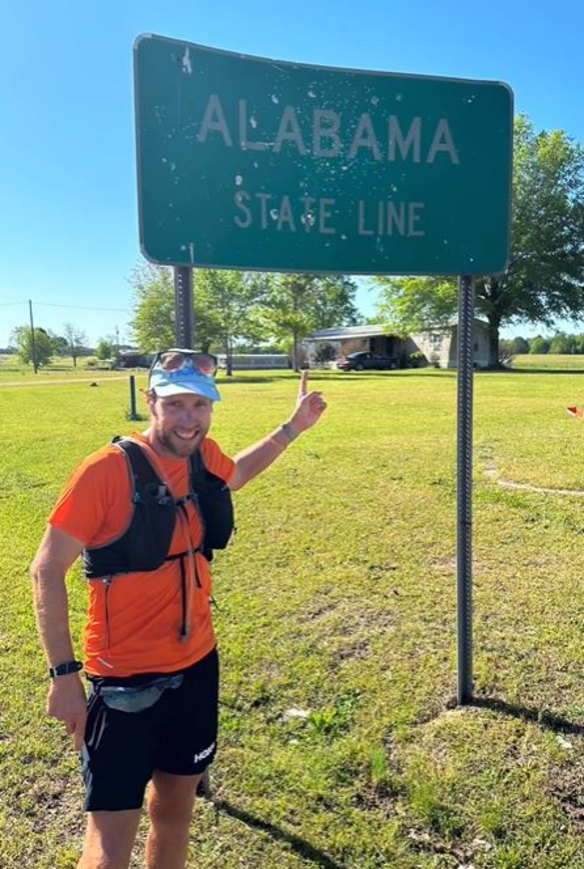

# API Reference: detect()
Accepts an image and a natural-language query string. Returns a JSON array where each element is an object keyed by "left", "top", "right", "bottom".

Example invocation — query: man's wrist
[
  {"left": 49, "top": 660, "right": 83, "bottom": 679},
  {"left": 271, "top": 421, "right": 300, "bottom": 451},
  {"left": 280, "top": 422, "right": 300, "bottom": 444}
]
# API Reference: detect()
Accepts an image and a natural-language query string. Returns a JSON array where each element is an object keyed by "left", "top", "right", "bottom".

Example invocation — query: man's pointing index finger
[{"left": 298, "top": 370, "right": 308, "bottom": 400}]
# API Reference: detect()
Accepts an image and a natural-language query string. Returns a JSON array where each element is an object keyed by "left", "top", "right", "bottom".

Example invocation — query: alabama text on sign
[{"left": 134, "top": 36, "right": 512, "bottom": 274}]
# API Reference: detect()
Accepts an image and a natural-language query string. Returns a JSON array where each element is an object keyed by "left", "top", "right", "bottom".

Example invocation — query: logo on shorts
[{"left": 193, "top": 741, "right": 215, "bottom": 764}]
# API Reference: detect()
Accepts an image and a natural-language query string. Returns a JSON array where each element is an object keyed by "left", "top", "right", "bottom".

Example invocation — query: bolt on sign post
[{"left": 133, "top": 35, "right": 513, "bottom": 704}]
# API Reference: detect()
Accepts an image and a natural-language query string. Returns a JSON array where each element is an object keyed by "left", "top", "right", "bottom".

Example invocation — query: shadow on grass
[
  {"left": 211, "top": 798, "right": 344, "bottom": 868},
  {"left": 470, "top": 696, "right": 584, "bottom": 736}
]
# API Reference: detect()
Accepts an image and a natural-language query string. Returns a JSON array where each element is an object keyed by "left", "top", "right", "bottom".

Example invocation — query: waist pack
[{"left": 93, "top": 673, "right": 184, "bottom": 713}]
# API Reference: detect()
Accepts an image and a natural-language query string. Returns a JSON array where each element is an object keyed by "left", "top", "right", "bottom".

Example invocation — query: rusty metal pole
[
  {"left": 456, "top": 274, "right": 475, "bottom": 705},
  {"left": 174, "top": 267, "right": 194, "bottom": 348}
]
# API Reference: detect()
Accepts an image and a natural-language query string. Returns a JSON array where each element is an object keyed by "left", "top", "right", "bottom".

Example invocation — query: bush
[{"left": 408, "top": 351, "right": 426, "bottom": 368}]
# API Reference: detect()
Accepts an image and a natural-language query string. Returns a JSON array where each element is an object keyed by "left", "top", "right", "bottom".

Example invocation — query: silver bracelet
[{"left": 280, "top": 422, "right": 299, "bottom": 444}]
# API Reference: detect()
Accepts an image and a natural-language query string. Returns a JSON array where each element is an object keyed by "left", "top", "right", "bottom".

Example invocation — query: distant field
[
  {"left": 0, "top": 355, "right": 122, "bottom": 383},
  {"left": 1, "top": 368, "right": 583, "bottom": 868},
  {"left": 511, "top": 353, "right": 584, "bottom": 370}
]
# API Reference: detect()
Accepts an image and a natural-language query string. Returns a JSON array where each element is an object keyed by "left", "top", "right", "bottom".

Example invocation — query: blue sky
[{"left": 1, "top": 0, "right": 583, "bottom": 348}]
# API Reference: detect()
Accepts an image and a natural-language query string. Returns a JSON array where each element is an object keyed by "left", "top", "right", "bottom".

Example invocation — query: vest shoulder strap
[
  {"left": 189, "top": 447, "right": 205, "bottom": 489},
  {"left": 111, "top": 436, "right": 164, "bottom": 499},
  {"left": 189, "top": 447, "right": 226, "bottom": 490}
]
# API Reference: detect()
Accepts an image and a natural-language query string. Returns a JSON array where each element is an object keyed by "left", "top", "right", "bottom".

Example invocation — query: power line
[
  {"left": 36, "top": 302, "right": 130, "bottom": 313},
  {"left": 0, "top": 300, "right": 130, "bottom": 313}
]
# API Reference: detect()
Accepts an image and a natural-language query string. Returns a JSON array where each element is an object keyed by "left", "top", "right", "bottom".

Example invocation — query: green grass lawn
[
  {"left": 1, "top": 369, "right": 583, "bottom": 868},
  {"left": 511, "top": 353, "right": 584, "bottom": 371}
]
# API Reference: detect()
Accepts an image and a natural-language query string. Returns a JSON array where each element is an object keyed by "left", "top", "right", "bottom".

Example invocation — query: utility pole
[{"left": 28, "top": 299, "right": 38, "bottom": 374}]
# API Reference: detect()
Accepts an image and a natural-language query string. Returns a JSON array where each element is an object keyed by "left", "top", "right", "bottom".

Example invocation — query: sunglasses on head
[{"left": 151, "top": 350, "right": 218, "bottom": 378}]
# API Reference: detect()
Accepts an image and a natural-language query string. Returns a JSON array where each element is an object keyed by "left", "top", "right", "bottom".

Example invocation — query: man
[{"left": 31, "top": 349, "right": 326, "bottom": 869}]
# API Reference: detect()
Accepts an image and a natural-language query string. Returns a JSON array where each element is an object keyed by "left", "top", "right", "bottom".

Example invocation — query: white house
[
  {"left": 303, "top": 325, "right": 406, "bottom": 367},
  {"left": 410, "top": 319, "right": 490, "bottom": 369},
  {"left": 304, "top": 320, "right": 491, "bottom": 369}
]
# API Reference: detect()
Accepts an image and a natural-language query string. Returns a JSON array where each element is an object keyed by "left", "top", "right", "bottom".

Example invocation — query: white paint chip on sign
[{"left": 182, "top": 47, "right": 192, "bottom": 74}]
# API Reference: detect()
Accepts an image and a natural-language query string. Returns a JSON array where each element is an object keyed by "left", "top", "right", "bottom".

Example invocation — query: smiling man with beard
[{"left": 31, "top": 349, "right": 326, "bottom": 869}]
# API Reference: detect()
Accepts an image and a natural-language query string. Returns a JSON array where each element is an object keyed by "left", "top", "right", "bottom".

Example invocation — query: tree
[
  {"left": 373, "top": 276, "right": 460, "bottom": 337},
  {"left": 510, "top": 336, "right": 530, "bottom": 354},
  {"left": 262, "top": 274, "right": 360, "bottom": 370},
  {"left": 549, "top": 331, "right": 576, "bottom": 354},
  {"left": 96, "top": 338, "right": 114, "bottom": 360},
  {"left": 130, "top": 261, "right": 266, "bottom": 359},
  {"left": 373, "top": 114, "right": 584, "bottom": 368},
  {"left": 63, "top": 323, "right": 87, "bottom": 367},
  {"left": 48, "top": 332, "right": 69, "bottom": 356},
  {"left": 130, "top": 263, "right": 177, "bottom": 351},
  {"left": 529, "top": 336, "right": 550, "bottom": 354},
  {"left": 130, "top": 262, "right": 359, "bottom": 371},
  {"left": 194, "top": 270, "right": 268, "bottom": 375},
  {"left": 12, "top": 326, "right": 54, "bottom": 368}
]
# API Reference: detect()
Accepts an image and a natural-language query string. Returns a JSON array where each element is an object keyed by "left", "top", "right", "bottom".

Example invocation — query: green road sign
[{"left": 134, "top": 35, "right": 513, "bottom": 275}]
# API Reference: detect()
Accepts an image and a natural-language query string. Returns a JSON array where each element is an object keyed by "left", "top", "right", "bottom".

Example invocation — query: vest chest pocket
[{"left": 123, "top": 491, "right": 176, "bottom": 571}]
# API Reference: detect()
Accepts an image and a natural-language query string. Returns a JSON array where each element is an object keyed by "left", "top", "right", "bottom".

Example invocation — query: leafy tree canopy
[
  {"left": 12, "top": 326, "right": 53, "bottom": 368},
  {"left": 96, "top": 338, "right": 114, "bottom": 360},
  {"left": 373, "top": 114, "right": 584, "bottom": 367},
  {"left": 130, "top": 262, "right": 267, "bottom": 361},
  {"left": 509, "top": 336, "right": 530, "bottom": 354},
  {"left": 262, "top": 274, "right": 360, "bottom": 369},
  {"left": 529, "top": 336, "right": 550, "bottom": 354},
  {"left": 130, "top": 262, "right": 360, "bottom": 371},
  {"left": 130, "top": 263, "right": 176, "bottom": 351}
]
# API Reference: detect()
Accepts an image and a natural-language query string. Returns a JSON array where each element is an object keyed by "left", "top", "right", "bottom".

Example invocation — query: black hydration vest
[{"left": 83, "top": 437, "right": 234, "bottom": 580}]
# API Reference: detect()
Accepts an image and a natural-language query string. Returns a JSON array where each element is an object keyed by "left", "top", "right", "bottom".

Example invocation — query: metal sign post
[
  {"left": 129, "top": 375, "right": 139, "bottom": 421},
  {"left": 174, "top": 266, "right": 194, "bottom": 348},
  {"left": 456, "top": 275, "right": 475, "bottom": 704}
]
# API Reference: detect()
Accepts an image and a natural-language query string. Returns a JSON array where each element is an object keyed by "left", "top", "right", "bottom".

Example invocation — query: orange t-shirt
[{"left": 49, "top": 433, "right": 234, "bottom": 677}]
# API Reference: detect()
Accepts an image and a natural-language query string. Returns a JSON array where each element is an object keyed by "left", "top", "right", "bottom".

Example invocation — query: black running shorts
[{"left": 81, "top": 647, "right": 219, "bottom": 812}]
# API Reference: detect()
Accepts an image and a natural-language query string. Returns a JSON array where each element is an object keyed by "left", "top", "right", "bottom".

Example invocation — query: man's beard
[{"left": 157, "top": 428, "right": 203, "bottom": 459}]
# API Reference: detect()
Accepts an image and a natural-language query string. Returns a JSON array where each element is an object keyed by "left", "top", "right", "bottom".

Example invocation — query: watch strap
[
  {"left": 49, "top": 660, "right": 83, "bottom": 678},
  {"left": 280, "top": 422, "right": 299, "bottom": 443}
]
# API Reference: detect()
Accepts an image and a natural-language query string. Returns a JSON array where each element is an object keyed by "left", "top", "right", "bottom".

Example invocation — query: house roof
[
  {"left": 308, "top": 319, "right": 489, "bottom": 343},
  {"left": 306, "top": 324, "right": 395, "bottom": 342}
]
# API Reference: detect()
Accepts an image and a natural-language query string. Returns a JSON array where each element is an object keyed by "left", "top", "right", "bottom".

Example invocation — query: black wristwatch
[{"left": 49, "top": 660, "right": 83, "bottom": 678}]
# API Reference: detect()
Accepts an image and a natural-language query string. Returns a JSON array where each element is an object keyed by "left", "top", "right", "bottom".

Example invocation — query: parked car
[{"left": 336, "top": 351, "right": 398, "bottom": 371}]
